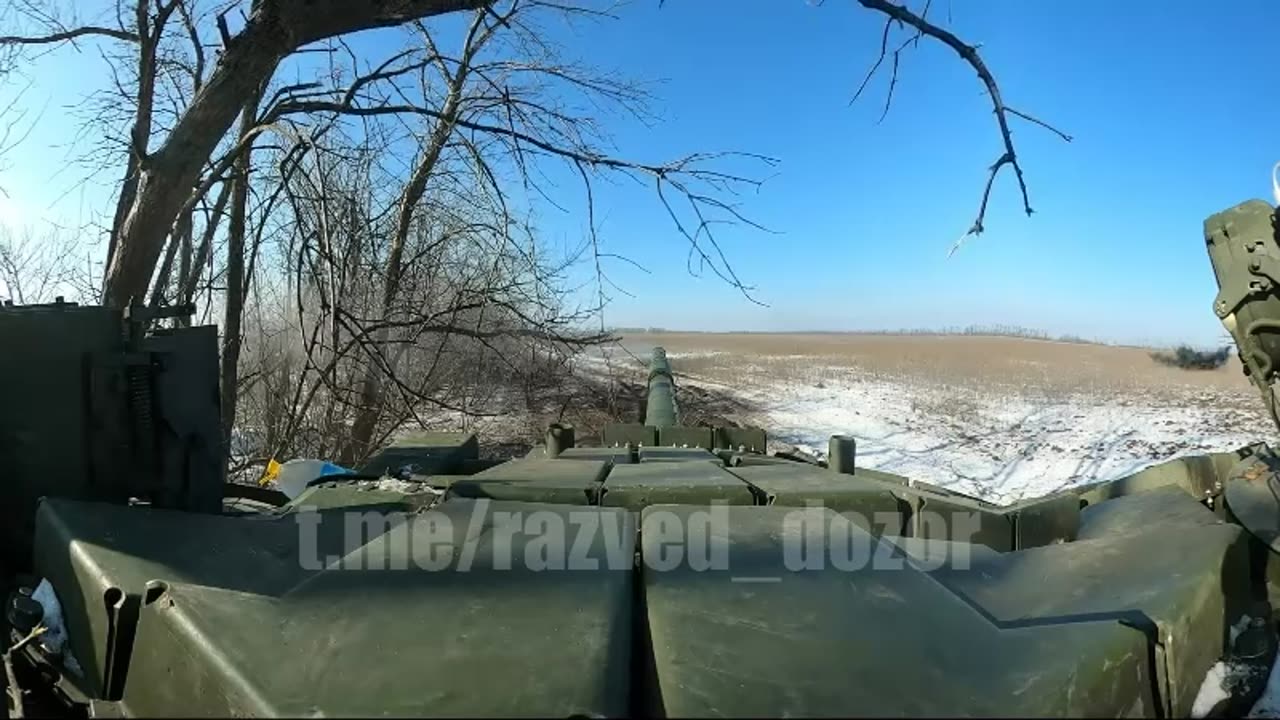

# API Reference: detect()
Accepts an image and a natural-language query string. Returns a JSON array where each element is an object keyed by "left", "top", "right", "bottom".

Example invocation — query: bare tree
[
  {"left": 109, "top": 0, "right": 495, "bottom": 307},
  {"left": 175, "top": 0, "right": 779, "bottom": 468},
  {"left": 0, "top": 0, "right": 1071, "bottom": 472},
  {"left": 245, "top": 124, "right": 616, "bottom": 466},
  {"left": 0, "top": 0, "right": 499, "bottom": 306},
  {"left": 0, "top": 224, "right": 82, "bottom": 304},
  {"left": 1, "top": 0, "right": 1064, "bottom": 307}
]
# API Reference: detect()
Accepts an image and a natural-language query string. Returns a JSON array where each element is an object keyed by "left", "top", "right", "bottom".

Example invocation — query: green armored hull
[{"left": 5, "top": 200, "right": 1280, "bottom": 717}]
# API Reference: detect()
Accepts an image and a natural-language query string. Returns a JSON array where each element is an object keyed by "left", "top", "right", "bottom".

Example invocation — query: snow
[
  {"left": 1194, "top": 635, "right": 1280, "bottom": 720},
  {"left": 1183, "top": 612, "right": 1280, "bottom": 719},
  {"left": 367, "top": 478, "right": 441, "bottom": 495},
  {"left": 575, "top": 345, "right": 1275, "bottom": 505},
  {"left": 675, "top": 364, "right": 1275, "bottom": 506},
  {"left": 1193, "top": 661, "right": 1233, "bottom": 718}
]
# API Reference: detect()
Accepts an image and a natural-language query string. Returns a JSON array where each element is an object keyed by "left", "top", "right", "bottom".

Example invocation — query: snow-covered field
[
  {"left": 602, "top": 333, "right": 1278, "bottom": 505},
  {"left": 682, "top": 360, "right": 1271, "bottom": 505}
]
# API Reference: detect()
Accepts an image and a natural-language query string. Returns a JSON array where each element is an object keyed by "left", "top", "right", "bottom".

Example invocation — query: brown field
[
  {"left": 600, "top": 332, "right": 1275, "bottom": 504},
  {"left": 620, "top": 332, "right": 1259, "bottom": 404}
]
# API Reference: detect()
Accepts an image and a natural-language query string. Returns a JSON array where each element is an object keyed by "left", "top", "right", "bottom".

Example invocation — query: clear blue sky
[{"left": 2, "top": 0, "right": 1277, "bottom": 346}]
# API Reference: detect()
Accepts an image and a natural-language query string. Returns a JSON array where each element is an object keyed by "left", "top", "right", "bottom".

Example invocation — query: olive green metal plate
[
  {"left": 638, "top": 446, "right": 719, "bottom": 463},
  {"left": 35, "top": 497, "right": 636, "bottom": 716},
  {"left": 1079, "top": 485, "right": 1220, "bottom": 541},
  {"left": 357, "top": 431, "right": 479, "bottom": 476},
  {"left": 712, "top": 426, "right": 767, "bottom": 453},
  {"left": 1007, "top": 492, "right": 1080, "bottom": 549},
  {"left": 600, "top": 462, "right": 754, "bottom": 510},
  {"left": 639, "top": 504, "right": 1160, "bottom": 717},
  {"left": 559, "top": 447, "right": 637, "bottom": 464},
  {"left": 601, "top": 423, "right": 657, "bottom": 448},
  {"left": 924, "top": 500, "right": 1250, "bottom": 718},
  {"left": 471, "top": 458, "right": 610, "bottom": 484},
  {"left": 727, "top": 463, "right": 909, "bottom": 534},
  {"left": 444, "top": 458, "right": 610, "bottom": 505},
  {"left": 656, "top": 426, "right": 714, "bottom": 449},
  {"left": 30, "top": 448, "right": 1265, "bottom": 718}
]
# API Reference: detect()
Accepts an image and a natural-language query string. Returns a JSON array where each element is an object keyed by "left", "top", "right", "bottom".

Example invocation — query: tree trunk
[
  {"left": 103, "top": 15, "right": 286, "bottom": 308},
  {"left": 147, "top": 208, "right": 191, "bottom": 308},
  {"left": 342, "top": 26, "right": 477, "bottom": 465},
  {"left": 220, "top": 81, "right": 267, "bottom": 463},
  {"left": 101, "top": 0, "right": 491, "bottom": 308},
  {"left": 104, "top": 0, "right": 162, "bottom": 285}
]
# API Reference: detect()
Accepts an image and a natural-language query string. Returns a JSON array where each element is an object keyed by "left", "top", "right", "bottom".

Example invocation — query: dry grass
[
  {"left": 624, "top": 332, "right": 1259, "bottom": 408},
  {"left": 474, "top": 362, "right": 757, "bottom": 459}
]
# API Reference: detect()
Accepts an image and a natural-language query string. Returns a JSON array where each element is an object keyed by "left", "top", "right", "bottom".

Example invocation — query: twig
[
  {"left": 851, "top": 0, "right": 1072, "bottom": 244},
  {"left": 3, "top": 652, "right": 19, "bottom": 719},
  {"left": 4, "top": 625, "right": 47, "bottom": 719},
  {"left": 1005, "top": 107, "right": 1074, "bottom": 142},
  {"left": 851, "top": 17, "right": 894, "bottom": 105},
  {"left": 7, "top": 625, "right": 45, "bottom": 655},
  {"left": 879, "top": 46, "right": 900, "bottom": 124}
]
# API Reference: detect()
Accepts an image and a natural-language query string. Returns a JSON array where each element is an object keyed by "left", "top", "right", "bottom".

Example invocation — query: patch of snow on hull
[{"left": 1193, "top": 661, "right": 1233, "bottom": 718}]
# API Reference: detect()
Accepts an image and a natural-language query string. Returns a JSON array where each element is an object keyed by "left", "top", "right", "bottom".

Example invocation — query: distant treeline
[
  {"left": 843, "top": 325, "right": 1097, "bottom": 344},
  {"left": 613, "top": 324, "right": 1098, "bottom": 344}
]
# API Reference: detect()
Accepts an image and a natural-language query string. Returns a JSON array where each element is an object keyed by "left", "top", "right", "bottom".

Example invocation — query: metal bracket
[
  {"left": 1213, "top": 246, "right": 1280, "bottom": 318},
  {"left": 122, "top": 302, "right": 196, "bottom": 325}
]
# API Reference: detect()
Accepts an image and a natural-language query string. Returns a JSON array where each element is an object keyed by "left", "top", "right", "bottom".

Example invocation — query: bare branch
[
  {"left": 852, "top": 0, "right": 1072, "bottom": 242},
  {"left": 851, "top": 16, "right": 893, "bottom": 105},
  {"left": 1005, "top": 106, "right": 1074, "bottom": 143},
  {"left": 0, "top": 26, "right": 139, "bottom": 45}
]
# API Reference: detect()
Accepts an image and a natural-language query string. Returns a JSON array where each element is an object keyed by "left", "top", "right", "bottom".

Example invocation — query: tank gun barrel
[{"left": 645, "top": 346, "right": 679, "bottom": 428}]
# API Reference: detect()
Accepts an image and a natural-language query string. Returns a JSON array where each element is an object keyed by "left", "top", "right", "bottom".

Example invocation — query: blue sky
[{"left": 1, "top": 0, "right": 1277, "bottom": 346}]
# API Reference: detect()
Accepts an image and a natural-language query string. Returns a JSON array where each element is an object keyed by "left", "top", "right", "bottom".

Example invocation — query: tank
[{"left": 4, "top": 200, "right": 1280, "bottom": 717}]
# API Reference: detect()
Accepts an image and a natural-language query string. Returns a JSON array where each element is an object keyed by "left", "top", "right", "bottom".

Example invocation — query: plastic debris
[
  {"left": 261, "top": 458, "right": 354, "bottom": 500},
  {"left": 25, "top": 579, "right": 85, "bottom": 679},
  {"left": 30, "top": 579, "right": 67, "bottom": 656}
]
